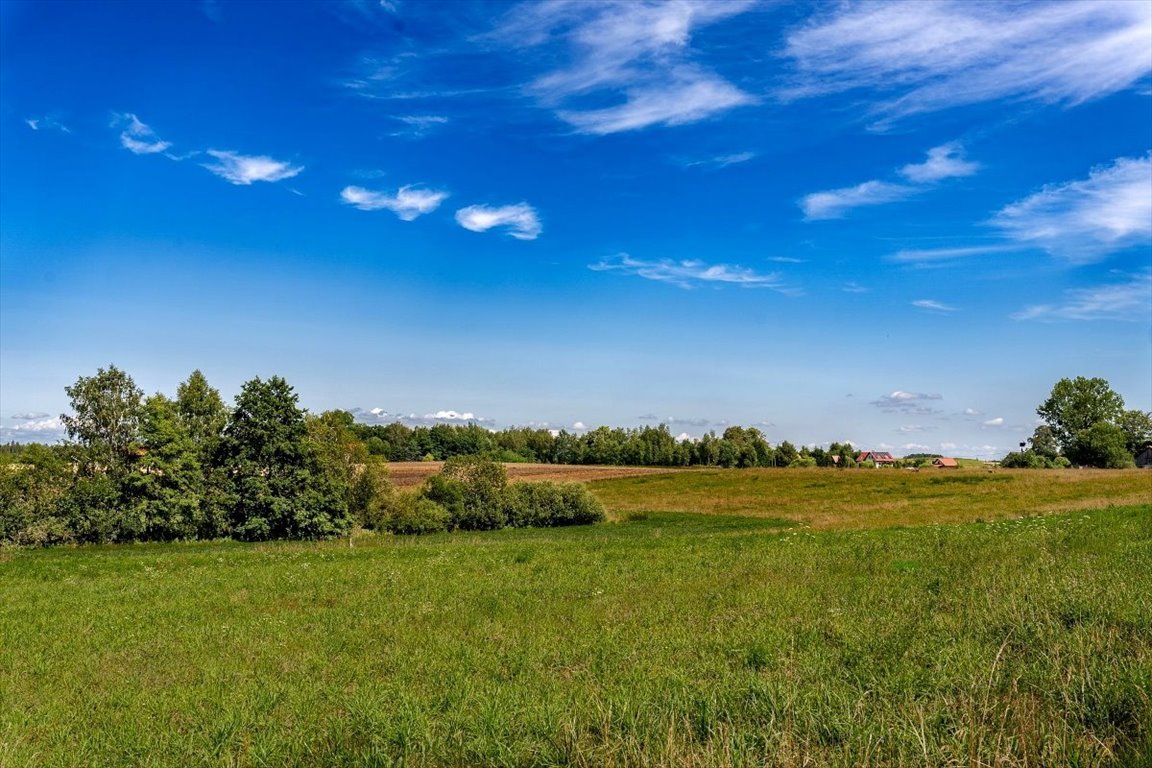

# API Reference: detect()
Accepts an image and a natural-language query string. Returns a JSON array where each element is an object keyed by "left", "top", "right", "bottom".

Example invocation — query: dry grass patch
[{"left": 590, "top": 467, "right": 1151, "bottom": 530}]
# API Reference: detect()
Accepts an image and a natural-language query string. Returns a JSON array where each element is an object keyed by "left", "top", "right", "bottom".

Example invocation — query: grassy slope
[
  {"left": 2, "top": 502, "right": 1151, "bottom": 767},
  {"left": 589, "top": 467, "right": 1152, "bottom": 529}
]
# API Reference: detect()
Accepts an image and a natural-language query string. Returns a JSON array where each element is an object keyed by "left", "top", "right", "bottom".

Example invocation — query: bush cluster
[
  {"left": 1000, "top": 452, "right": 1073, "bottom": 469},
  {"left": 371, "top": 456, "right": 605, "bottom": 536}
]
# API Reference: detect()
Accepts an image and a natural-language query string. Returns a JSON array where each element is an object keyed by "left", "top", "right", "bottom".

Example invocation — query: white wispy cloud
[
  {"left": 912, "top": 299, "right": 957, "bottom": 312},
  {"left": 496, "top": 0, "right": 756, "bottom": 134},
  {"left": 558, "top": 75, "right": 753, "bottom": 135},
  {"left": 202, "top": 150, "right": 303, "bottom": 185},
  {"left": 842, "top": 281, "right": 869, "bottom": 293},
  {"left": 803, "top": 142, "right": 979, "bottom": 220},
  {"left": 391, "top": 114, "right": 449, "bottom": 136},
  {"left": 682, "top": 151, "right": 756, "bottom": 170},
  {"left": 899, "top": 142, "right": 980, "bottom": 182},
  {"left": 801, "top": 180, "right": 915, "bottom": 220},
  {"left": 898, "top": 425, "right": 936, "bottom": 433},
  {"left": 1012, "top": 269, "right": 1152, "bottom": 321},
  {"left": 888, "top": 244, "right": 1023, "bottom": 264},
  {"left": 572, "top": 421, "right": 587, "bottom": 430},
  {"left": 455, "top": 203, "right": 541, "bottom": 240},
  {"left": 990, "top": 154, "right": 1152, "bottom": 263},
  {"left": 341, "top": 185, "right": 448, "bottom": 220},
  {"left": 781, "top": 0, "right": 1152, "bottom": 125},
  {"left": 114, "top": 113, "right": 171, "bottom": 155},
  {"left": 589, "top": 253, "right": 784, "bottom": 290},
  {"left": 25, "top": 115, "right": 70, "bottom": 134},
  {"left": 983, "top": 417, "right": 1005, "bottom": 427}
]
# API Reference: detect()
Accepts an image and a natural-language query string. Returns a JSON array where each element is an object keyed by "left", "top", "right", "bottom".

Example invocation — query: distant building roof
[
  {"left": 933, "top": 457, "right": 959, "bottom": 468},
  {"left": 856, "top": 451, "right": 896, "bottom": 463}
]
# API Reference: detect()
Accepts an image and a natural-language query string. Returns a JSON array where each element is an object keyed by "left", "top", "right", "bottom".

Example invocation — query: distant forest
[{"left": 349, "top": 421, "right": 857, "bottom": 469}]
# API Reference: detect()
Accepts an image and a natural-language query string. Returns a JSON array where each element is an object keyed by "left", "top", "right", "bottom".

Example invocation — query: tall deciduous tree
[
  {"left": 176, "top": 370, "right": 228, "bottom": 457},
  {"left": 61, "top": 365, "right": 143, "bottom": 475},
  {"left": 125, "top": 394, "right": 203, "bottom": 540},
  {"left": 176, "top": 370, "right": 230, "bottom": 537},
  {"left": 1036, "top": 377, "right": 1125, "bottom": 450},
  {"left": 217, "top": 376, "right": 350, "bottom": 540},
  {"left": 1116, "top": 409, "right": 1152, "bottom": 456}
]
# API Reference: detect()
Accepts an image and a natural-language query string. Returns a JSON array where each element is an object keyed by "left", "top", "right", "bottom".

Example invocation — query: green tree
[
  {"left": 61, "top": 365, "right": 143, "bottom": 476},
  {"left": 217, "top": 376, "right": 350, "bottom": 540},
  {"left": 1036, "top": 377, "right": 1125, "bottom": 451},
  {"left": 175, "top": 370, "right": 230, "bottom": 538},
  {"left": 175, "top": 370, "right": 228, "bottom": 457},
  {"left": 125, "top": 394, "right": 203, "bottom": 540},
  {"left": 1116, "top": 409, "right": 1152, "bottom": 456},
  {"left": 1028, "top": 424, "right": 1060, "bottom": 459},
  {"left": 1066, "top": 422, "right": 1134, "bottom": 469},
  {"left": 774, "top": 440, "right": 799, "bottom": 468},
  {"left": 307, "top": 410, "right": 390, "bottom": 527}
]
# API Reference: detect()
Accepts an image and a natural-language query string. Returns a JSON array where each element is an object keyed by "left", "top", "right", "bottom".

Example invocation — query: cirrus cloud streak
[{"left": 590, "top": 253, "right": 785, "bottom": 290}]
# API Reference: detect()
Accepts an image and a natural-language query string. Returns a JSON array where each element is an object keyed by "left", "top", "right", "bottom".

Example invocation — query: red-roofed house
[
  {"left": 932, "top": 457, "right": 959, "bottom": 469},
  {"left": 856, "top": 451, "right": 896, "bottom": 467}
]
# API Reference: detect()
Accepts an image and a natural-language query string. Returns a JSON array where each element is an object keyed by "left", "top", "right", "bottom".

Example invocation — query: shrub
[
  {"left": 383, "top": 492, "right": 449, "bottom": 535},
  {"left": 439, "top": 456, "right": 507, "bottom": 531},
  {"left": 350, "top": 462, "right": 392, "bottom": 529},
  {"left": 503, "top": 482, "right": 606, "bottom": 528},
  {"left": 58, "top": 474, "right": 136, "bottom": 544},
  {"left": 420, "top": 474, "right": 465, "bottom": 528},
  {"left": 1000, "top": 451, "right": 1053, "bottom": 469}
]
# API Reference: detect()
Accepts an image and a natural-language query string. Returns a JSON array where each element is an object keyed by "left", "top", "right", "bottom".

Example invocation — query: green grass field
[{"left": 2, "top": 470, "right": 1150, "bottom": 767}]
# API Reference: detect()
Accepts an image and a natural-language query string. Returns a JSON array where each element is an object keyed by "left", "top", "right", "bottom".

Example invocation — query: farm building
[
  {"left": 932, "top": 457, "right": 959, "bottom": 469},
  {"left": 856, "top": 451, "right": 896, "bottom": 467},
  {"left": 1137, "top": 444, "right": 1152, "bottom": 469}
]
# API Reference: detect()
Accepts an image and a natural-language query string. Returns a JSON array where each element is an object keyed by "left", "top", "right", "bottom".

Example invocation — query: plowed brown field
[{"left": 386, "top": 461, "right": 682, "bottom": 488}]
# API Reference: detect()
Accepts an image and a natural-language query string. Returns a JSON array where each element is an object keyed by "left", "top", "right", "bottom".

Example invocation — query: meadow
[{"left": 2, "top": 469, "right": 1150, "bottom": 767}]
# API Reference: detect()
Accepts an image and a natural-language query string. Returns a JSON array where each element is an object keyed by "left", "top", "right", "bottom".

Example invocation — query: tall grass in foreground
[{"left": 2, "top": 506, "right": 1150, "bottom": 767}]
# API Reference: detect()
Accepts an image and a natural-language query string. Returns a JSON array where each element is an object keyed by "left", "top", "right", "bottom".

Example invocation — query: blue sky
[{"left": 2, "top": 0, "right": 1150, "bottom": 458}]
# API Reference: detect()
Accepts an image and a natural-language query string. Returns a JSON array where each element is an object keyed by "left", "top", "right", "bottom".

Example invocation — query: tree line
[
  {"left": 0, "top": 366, "right": 604, "bottom": 546},
  {"left": 350, "top": 421, "right": 860, "bottom": 469}
]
